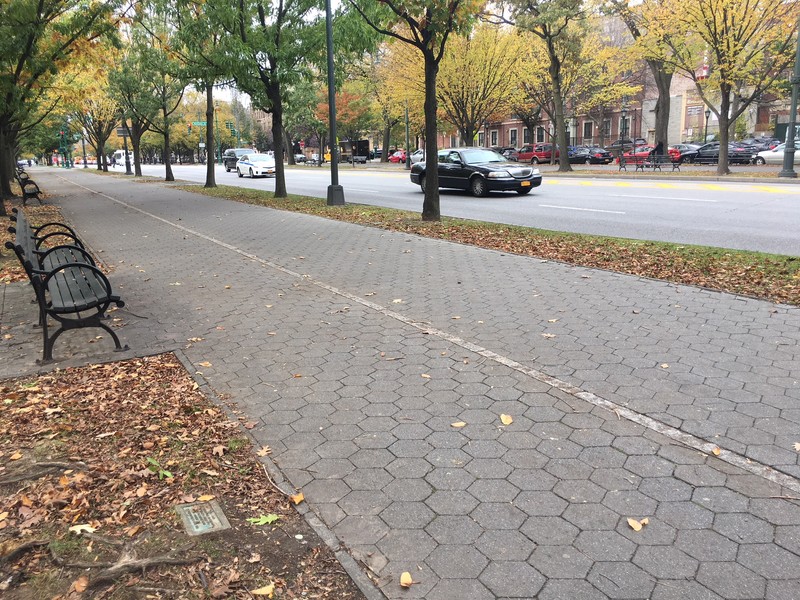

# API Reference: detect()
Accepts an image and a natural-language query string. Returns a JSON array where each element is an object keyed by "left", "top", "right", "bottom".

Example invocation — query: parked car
[
  {"left": 693, "top": 142, "right": 753, "bottom": 165},
  {"left": 388, "top": 150, "right": 406, "bottom": 163},
  {"left": 294, "top": 153, "right": 306, "bottom": 163},
  {"left": 517, "top": 143, "right": 558, "bottom": 164},
  {"left": 605, "top": 138, "right": 648, "bottom": 155},
  {"left": 236, "top": 153, "right": 276, "bottom": 177},
  {"left": 409, "top": 147, "right": 542, "bottom": 197},
  {"left": 492, "top": 146, "right": 519, "bottom": 161},
  {"left": 752, "top": 143, "right": 800, "bottom": 166},
  {"left": 223, "top": 148, "right": 253, "bottom": 172},
  {"left": 568, "top": 146, "right": 613, "bottom": 164},
  {"left": 670, "top": 143, "right": 701, "bottom": 164},
  {"left": 409, "top": 149, "right": 425, "bottom": 164}
]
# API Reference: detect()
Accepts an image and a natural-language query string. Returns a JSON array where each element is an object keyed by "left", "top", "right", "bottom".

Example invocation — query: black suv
[{"left": 223, "top": 148, "right": 252, "bottom": 172}]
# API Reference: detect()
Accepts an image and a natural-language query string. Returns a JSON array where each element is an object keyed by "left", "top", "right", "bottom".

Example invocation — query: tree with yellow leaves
[
  {"left": 437, "top": 24, "right": 525, "bottom": 146},
  {"left": 657, "top": 0, "right": 797, "bottom": 174}
]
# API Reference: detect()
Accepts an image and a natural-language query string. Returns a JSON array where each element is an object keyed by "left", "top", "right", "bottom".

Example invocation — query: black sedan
[
  {"left": 410, "top": 148, "right": 542, "bottom": 196},
  {"left": 568, "top": 146, "right": 613, "bottom": 164},
  {"left": 670, "top": 143, "right": 701, "bottom": 163},
  {"left": 693, "top": 142, "right": 753, "bottom": 165}
]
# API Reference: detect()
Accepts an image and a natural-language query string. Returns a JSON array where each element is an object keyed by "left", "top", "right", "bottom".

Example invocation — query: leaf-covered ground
[
  {"left": 181, "top": 186, "right": 800, "bottom": 306},
  {"left": 0, "top": 355, "right": 365, "bottom": 599}
]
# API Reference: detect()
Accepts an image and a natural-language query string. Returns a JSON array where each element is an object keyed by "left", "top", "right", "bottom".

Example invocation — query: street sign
[
  {"left": 199, "top": 142, "right": 206, "bottom": 148},
  {"left": 192, "top": 121, "right": 207, "bottom": 126},
  {"left": 116, "top": 127, "right": 129, "bottom": 137}
]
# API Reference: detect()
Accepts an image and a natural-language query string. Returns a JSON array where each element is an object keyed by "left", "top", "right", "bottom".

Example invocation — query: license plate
[{"left": 521, "top": 181, "right": 531, "bottom": 187}]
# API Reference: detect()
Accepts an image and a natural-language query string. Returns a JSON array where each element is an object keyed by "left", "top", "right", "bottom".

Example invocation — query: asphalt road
[{"left": 110, "top": 162, "right": 800, "bottom": 256}]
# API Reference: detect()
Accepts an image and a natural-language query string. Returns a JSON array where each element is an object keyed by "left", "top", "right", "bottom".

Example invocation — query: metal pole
[
  {"left": 122, "top": 121, "right": 133, "bottom": 175},
  {"left": 780, "top": 23, "right": 800, "bottom": 178},
  {"left": 325, "top": 0, "right": 344, "bottom": 205},
  {"left": 405, "top": 102, "right": 411, "bottom": 170},
  {"left": 81, "top": 130, "right": 87, "bottom": 168}
]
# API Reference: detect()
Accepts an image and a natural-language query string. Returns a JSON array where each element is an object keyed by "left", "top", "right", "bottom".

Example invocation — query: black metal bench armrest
[
  {"left": 33, "top": 221, "right": 80, "bottom": 240},
  {"left": 35, "top": 230, "right": 84, "bottom": 249}
]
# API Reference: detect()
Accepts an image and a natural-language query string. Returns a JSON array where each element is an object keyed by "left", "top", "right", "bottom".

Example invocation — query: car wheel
[
  {"left": 237, "top": 168, "right": 243, "bottom": 178},
  {"left": 531, "top": 157, "right": 539, "bottom": 164},
  {"left": 585, "top": 158, "right": 592, "bottom": 165},
  {"left": 226, "top": 166, "right": 231, "bottom": 172},
  {"left": 516, "top": 187, "right": 533, "bottom": 195},
  {"left": 754, "top": 157, "right": 765, "bottom": 165},
  {"left": 249, "top": 168, "right": 254, "bottom": 178},
  {"left": 419, "top": 174, "right": 426, "bottom": 194},
  {"left": 470, "top": 176, "right": 489, "bottom": 197}
]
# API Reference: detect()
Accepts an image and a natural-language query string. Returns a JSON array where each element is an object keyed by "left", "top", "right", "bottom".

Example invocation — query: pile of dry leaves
[{"left": 0, "top": 355, "right": 365, "bottom": 599}]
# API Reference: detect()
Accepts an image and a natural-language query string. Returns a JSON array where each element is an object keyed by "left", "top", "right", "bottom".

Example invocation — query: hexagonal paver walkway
[{"left": 3, "top": 169, "right": 799, "bottom": 599}]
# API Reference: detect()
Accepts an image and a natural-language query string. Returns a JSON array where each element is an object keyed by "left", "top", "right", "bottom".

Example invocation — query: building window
[
  {"left": 523, "top": 128, "right": 530, "bottom": 144},
  {"left": 583, "top": 121, "right": 593, "bottom": 142},
  {"left": 602, "top": 119, "right": 611, "bottom": 138},
  {"left": 478, "top": 132, "right": 485, "bottom": 147},
  {"left": 509, "top": 129, "right": 518, "bottom": 146},
  {"left": 490, "top": 130, "right": 498, "bottom": 146},
  {"left": 536, "top": 127, "right": 545, "bottom": 143}
]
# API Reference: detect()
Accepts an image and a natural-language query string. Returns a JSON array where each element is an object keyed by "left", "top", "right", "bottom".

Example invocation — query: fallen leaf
[
  {"left": 392, "top": 299, "right": 403, "bottom": 303},
  {"left": 256, "top": 446, "right": 272, "bottom": 457},
  {"left": 212, "top": 445, "right": 225, "bottom": 457},
  {"left": 421, "top": 374, "right": 431, "bottom": 379},
  {"left": 242, "top": 421, "right": 258, "bottom": 430},
  {"left": 712, "top": 446, "right": 721, "bottom": 456},
  {"left": 224, "top": 285, "right": 231, "bottom": 289},
  {"left": 451, "top": 422, "right": 467, "bottom": 428},
  {"left": 198, "top": 494, "right": 215, "bottom": 502},
  {"left": 71, "top": 575, "right": 89, "bottom": 593},
  {"left": 290, "top": 492, "right": 304, "bottom": 505},
  {"left": 10, "top": 451, "right": 22, "bottom": 460},
  {"left": 69, "top": 524, "right": 97, "bottom": 534},
  {"left": 0, "top": 511, "right": 8, "bottom": 522},
  {"left": 247, "top": 553, "right": 261, "bottom": 563},
  {"left": 400, "top": 572, "right": 414, "bottom": 588},
  {"left": 248, "top": 514, "right": 281, "bottom": 526},
  {"left": 541, "top": 333, "right": 556, "bottom": 339},
  {"left": 250, "top": 582, "right": 275, "bottom": 597},
  {"left": 794, "top": 442, "right": 800, "bottom": 452},
  {"left": 198, "top": 361, "right": 212, "bottom": 368},
  {"left": 500, "top": 414, "right": 513, "bottom": 426},
  {"left": 187, "top": 337, "right": 204, "bottom": 342},
  {"left": 548, "top": 318, "right": 559, "bottom": 323},
  {"left": 660, "top": 363, "right": 669, "bottom": 369},
  {"left": 627, "top": 517, "right": 648, "bottom": 532},
  {"left": 452, "top": 315, "right": 461, "bottom": 319}
]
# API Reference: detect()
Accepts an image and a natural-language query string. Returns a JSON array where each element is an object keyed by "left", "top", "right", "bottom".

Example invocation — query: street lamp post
[
  {"left": 214, "top": 102, "right": 221, "bottom": 165},
  {"left": 621, "top": 107, "right": 628, "bottom": 159},
  {"left": 324, "top": 0, "right": 344, "bottom": 205},
  {"left": 405, "top": 102, "right": 411, "bottom": 170},
  {"left": 704, "top": 108, "right": 711, "bottom": 144},
  {"left": 779, "top": 21, "right": 800, "bottom": 178},
  {"left": 81, "top": 127, "right": 87, "bottom": 168}
]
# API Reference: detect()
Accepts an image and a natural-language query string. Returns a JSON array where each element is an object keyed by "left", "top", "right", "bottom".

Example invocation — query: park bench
[
  {"left": 619, "top": 154, "right": 680, "bottom": 172},
  {"left": 5, "top": 208, "right": 128, "bottom": 363},
  {"left": 15, "top": 168, "right": 43, "bottom": 206}
]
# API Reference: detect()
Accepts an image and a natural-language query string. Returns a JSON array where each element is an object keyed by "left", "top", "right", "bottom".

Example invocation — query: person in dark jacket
[{"left": 649, "top": 141, "right": 664, "bottom": 157}]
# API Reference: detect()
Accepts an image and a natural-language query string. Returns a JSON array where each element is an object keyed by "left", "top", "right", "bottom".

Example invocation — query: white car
[
  {"left": 410, "top": 149, "right": 425, "bottom": 164},
  {"left": 752, "top": 143, "right": 800, "bottom": 166},
  {"left": 236, "top": 153, "right": 276, "bottom": 178}
]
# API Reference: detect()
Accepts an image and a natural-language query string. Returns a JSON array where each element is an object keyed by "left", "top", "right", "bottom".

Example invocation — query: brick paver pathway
[{"left": 2, "top": 169, "right": 799, "bottom": 599}]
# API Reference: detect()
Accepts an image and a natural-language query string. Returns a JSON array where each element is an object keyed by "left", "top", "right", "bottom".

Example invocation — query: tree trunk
[
  {"left": 285, "top": 127, "right": 295, "bottom": 166},
  {"left": 0, "top": 128, "right": 15, "bottom": 211},
  {"left": 204, "top": 84, "right": 216, "bottom": 188},
  {"left": 163, "top": 105, "right": 174, "bottom": 182},
  {"left": 649, "top": 63, "right": 672, "bottom": 148},
  {"left": 716, "top": 91, "right": 731, "bottom": 175},
  {"left": 422, "top": 53, "right": 440, "bottom": 221},
  {"left": 382, "top": 125, "right": 391, "bottom": 162},
  {"left": 267, "top": 79, "right": 286, "bottom": 198},
  {"left": 546, "top": 39, "right": 572, "bottom": 173}
]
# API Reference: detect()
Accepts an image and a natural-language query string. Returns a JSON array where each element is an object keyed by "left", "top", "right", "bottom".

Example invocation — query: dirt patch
[{"left": 0, "top": 355, "right": 367, "bottom": 599}]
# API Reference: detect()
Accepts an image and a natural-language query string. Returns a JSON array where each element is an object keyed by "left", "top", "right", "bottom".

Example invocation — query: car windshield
[
  {"left": 461, "top": 149, "right": 506, "bottom": 164},
  {"left": 249, "top": 155, "right": 274, "bottom": 164}
]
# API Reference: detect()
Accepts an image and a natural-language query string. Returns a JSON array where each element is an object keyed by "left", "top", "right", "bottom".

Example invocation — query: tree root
[
  {"left": 0, "top": 539, "right": 48, "bottom": 564},
  {"left": 0, "top": 461, "right": 88, "bottom": 485}
]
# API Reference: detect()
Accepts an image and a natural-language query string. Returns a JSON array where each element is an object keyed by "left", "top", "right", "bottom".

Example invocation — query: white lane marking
[
  {"left": 539, "top": 204, "right": 626, "bottom": 214},
  {"left": 612, "top": 194, "right": 718, "bottom": 203},
  {"left": 59, "top": 175, "right": 800, "bottom": 495}
]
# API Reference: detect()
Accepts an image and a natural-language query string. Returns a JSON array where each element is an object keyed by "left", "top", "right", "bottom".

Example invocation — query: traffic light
[{"left": 188, "top": 124, "right": 192, "bottom": 134}]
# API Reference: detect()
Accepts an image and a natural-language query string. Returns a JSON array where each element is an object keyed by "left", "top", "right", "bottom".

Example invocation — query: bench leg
[{"left": 39, "top": 313, "right": 129, "bottom": 364}]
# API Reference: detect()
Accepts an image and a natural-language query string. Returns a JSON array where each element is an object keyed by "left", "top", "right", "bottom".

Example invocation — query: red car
[
  {"left": 388, "top": 150, "right": 406, "bottom": 163},
  {"left": 517, "top": 143, "right": 559, "bottom": 164},
  {"left": 618, "top": 145, "right": 680, "bottom": 164}
]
